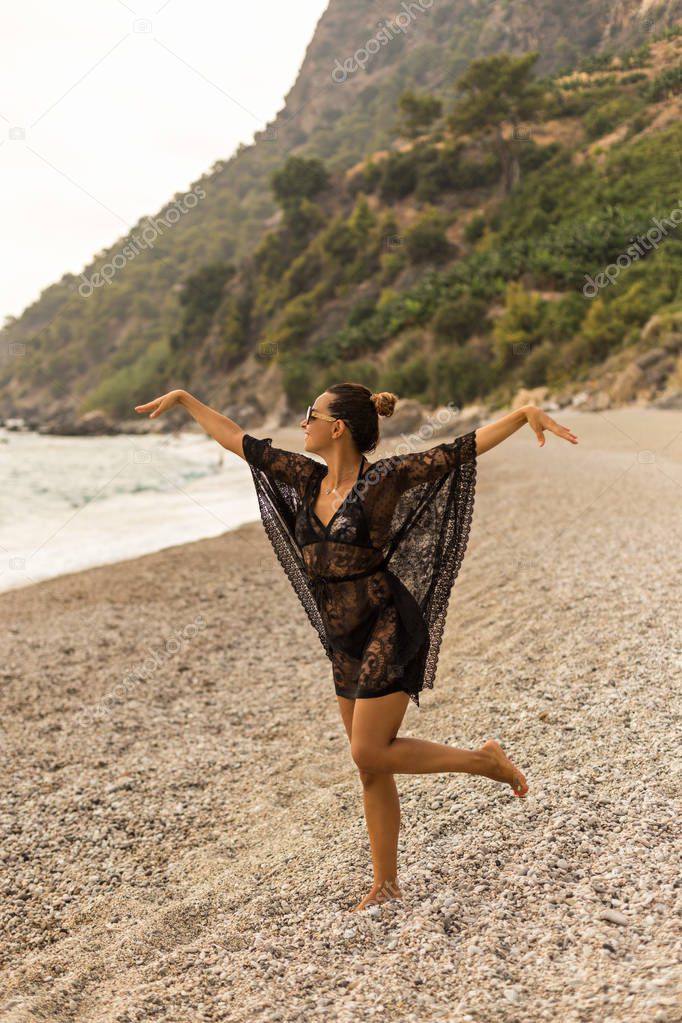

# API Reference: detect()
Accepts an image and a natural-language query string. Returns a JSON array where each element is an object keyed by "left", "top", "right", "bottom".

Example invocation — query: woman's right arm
[
  {"left": 134, "top": 389, "right": 247, "bottom": 458},
  {"left": 179, "top": 391, "right": 247, "bottom": 457}
]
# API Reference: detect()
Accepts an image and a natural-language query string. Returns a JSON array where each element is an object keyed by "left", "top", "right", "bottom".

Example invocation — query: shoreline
[{"left": 2, "top": 384, "right": 681, "bottom": 438}]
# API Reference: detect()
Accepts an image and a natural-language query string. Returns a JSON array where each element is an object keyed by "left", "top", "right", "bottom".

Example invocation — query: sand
[{"left": 1, "top": 406, "right": 681, "bottom": 1022}]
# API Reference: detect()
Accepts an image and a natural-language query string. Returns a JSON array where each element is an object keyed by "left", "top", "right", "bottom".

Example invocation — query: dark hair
[{"left": 326, "top": 382, "right": 398, "bottom": 454}]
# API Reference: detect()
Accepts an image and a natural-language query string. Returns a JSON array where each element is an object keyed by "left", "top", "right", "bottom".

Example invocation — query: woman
[{"left": 135, "top": 383, "right": 578, "bottom": 912}]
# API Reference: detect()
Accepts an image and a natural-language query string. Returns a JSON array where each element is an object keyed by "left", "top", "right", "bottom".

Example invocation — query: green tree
[
  {"left": 288, "top": 197, "right": 327, "bottom": 244},
  {"left": 378, "top": 150, "right": 421, "bottom": 203},
  {"left": 170, "top": 262, "right": 234, "bottom": 351},
  {"left": 383, "top": 355, "right": 429, "bottom": 399},
  {"left": 492, "top": 282, "right": 547, "bottom": 372},
  {"left": 218, "top": 286, "right": 253, "bottom": 366},
  {"left": 449, "top": 51, "right": 546, "bottom": 195},
  {"left": 397, "top": 90, "right": 443, "bottom": 138},
  {"left": 404, "top": 209, "right": 453, "bottom": 264},
  {"left": 430, "top": 346, "right": 492, "bottom": 406},
  {"left": 463, "top": 213, "right": 486, "bottom": 245},
  {"left": 579, "top": 296, "right": 629, "bottom": 362},
  {"left": 432, "top": 294, "right": 489, "bottom": 345},
  {"left": 646, "top": 60, "right": 682, "bottom": 102},
  {"left": 270, "top": 156, "right": 330, "bottom": 209}
]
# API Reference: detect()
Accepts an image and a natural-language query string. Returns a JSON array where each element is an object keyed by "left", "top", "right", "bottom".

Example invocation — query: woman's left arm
[{"left": 475, "top": 405, "right": 578, "bottom": 456}]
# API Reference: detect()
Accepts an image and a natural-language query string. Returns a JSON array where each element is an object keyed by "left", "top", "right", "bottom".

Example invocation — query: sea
[{"left": 0, "top": 427, "right": 261, "bottom": 594}]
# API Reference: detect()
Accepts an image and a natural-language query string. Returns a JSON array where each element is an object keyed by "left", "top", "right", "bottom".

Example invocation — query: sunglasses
[{"left": 304, "top": 405, "right": 338, "bottom": 426}]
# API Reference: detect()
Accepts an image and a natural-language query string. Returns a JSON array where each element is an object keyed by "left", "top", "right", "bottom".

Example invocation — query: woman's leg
[
  {"left": 350, "top": 691, "right": 529, "bottom": 796},
  {"left": 336, "top": 695, "right": 403, "bottom": 912}
]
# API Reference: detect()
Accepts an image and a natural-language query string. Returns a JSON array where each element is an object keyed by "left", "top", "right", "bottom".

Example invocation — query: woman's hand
[
  {"left": 134, "top": 390, "right": 186, "bottom": 419},
  {"left": 525, "top": 405, "right": 578, "bottom": 447}
]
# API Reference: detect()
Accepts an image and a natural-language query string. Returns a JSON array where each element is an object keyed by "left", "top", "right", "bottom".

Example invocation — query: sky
[{"left": 0, "top": 0, "right": 330, "bottom": 325}]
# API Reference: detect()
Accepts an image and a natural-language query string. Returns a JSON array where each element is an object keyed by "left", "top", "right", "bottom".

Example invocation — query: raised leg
[
  {"left": 350, "top": 691, "right": 529, "bottom": 795},
  {"left": 335, "top": 689, "right": 529, "bottom": 915}
]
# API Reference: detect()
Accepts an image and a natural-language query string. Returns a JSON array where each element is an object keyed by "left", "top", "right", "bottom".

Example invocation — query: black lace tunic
[{"left": 241, "top": 430, "right": 477, "bottom": 709}]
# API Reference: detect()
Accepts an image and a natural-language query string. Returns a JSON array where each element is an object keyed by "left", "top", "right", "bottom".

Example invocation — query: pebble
[{"left": 601, "top": 909, "right": 630, "bottom": 927}]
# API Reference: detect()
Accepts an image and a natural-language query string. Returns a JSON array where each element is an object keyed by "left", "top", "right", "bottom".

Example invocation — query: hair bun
[{"left": 370, "top": 391, "right": 398, "bottom": 418}]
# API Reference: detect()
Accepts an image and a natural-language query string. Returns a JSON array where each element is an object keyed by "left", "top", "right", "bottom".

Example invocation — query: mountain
[{"left": 2, "top": 0, "right": 682, "bottom": 431}]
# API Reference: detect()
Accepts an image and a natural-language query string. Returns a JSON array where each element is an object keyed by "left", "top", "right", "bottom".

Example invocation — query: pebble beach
[{"left": 1, "top": 406, "right": 681, "bottom": 1022}]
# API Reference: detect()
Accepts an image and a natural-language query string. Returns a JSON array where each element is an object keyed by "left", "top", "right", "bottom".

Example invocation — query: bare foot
[
  {"left": 350, "top": 879, "right": 402, "bottom": 913},
  {"left": 479, "top": 739, "right": 529, "bottom": 797}
]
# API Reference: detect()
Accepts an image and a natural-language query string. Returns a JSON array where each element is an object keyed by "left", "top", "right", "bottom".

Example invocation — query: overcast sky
[{"left": 0, "top": 0, "right": 329, "bottom": 325}]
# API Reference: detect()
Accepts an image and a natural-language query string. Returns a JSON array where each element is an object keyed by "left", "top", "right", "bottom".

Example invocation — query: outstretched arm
[
  {"left": 134, "top": 389, "right": 247, "bottom": 457},
  {"left": 179, "top": 391, "right": 247, "bottom": 457},
  {"left": 475, "top": 404, "right": 578, "bottom": 456}
]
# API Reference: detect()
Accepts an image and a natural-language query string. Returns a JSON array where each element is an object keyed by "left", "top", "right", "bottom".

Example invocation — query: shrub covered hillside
[
  {"left": 3, "top": 19, "right": 682, "bottom": 427},
  {"left": 169, "top": 31, "right": 682, "bottom": 419}
]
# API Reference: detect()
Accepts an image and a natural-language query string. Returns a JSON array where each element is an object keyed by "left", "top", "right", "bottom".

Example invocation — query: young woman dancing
[{"left": 135, "top": 383, "right": 578, "bottom": 912}]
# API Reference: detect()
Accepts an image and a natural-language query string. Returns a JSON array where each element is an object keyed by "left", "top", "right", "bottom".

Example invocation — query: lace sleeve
[
  {"left": 378, "top": 430, "right": 478, "bottom": 496},
  {"left": 242, "top": 434, "right": 319, "bottom": 501},
  {"left": 241, "top": 432, "right": 331, "bottom": 660}
]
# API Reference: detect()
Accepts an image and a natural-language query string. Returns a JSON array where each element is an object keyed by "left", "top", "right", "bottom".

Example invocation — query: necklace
[{"left": 322, "top": 460, "right": 363, "bottom": 496}]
